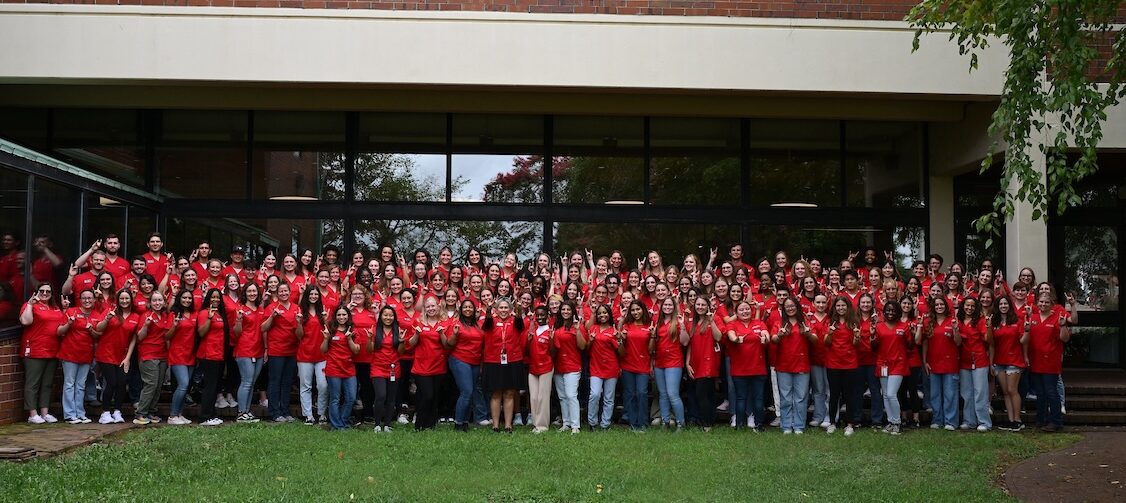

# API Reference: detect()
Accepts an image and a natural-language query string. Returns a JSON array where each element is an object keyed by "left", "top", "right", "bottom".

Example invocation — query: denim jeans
[
  {"left": 859, "top": 365, "right": 884, "bottom": 424},
  {"left": 61, "top": 360, "right": 91, "bottom": 419},
  {"left": 1032, "top": 372, "right": 1063, "bottom": 427},
  {"left": 959, "top": 367, "right": 991, "bottom": 428},
  {"left": 768, "top": 367, "right": 781, "bottom": 416},
  {"left": 809, "top": 365, "right": 829, "bottom": 424},
  {"left": 553, "top": 371, "right": 581, "bottom": 429},
  {"left": 267, "top": 356, "right": 297, "bottom": 419},
  {"left": 928, "top": 372, "right": 960, "bottom": 428},
  {"left": 880, "top": 375, "right": 903, "bottom": 425},
  {"left": 723, "top": 357, "right": 736, "bottom": 414},
  {"left": 653, "top": 367, "right": 685, "bottom": 425},
  {"left": 170, "top": 365, "right": 192, "bottom": 417},
  {"left": 235, "top": 357, "right": 265, "bottom": 414},
  {"left": 84, "top": 361, "right": 98, "bottom": 402},
  {"left": 448, "top": 356, "right": 480, "bottom": 425},
  {"left": 588, "top": 376, "right": 618, "bottom": 428},
  {"left": 297, "top": 361, "right": 327, "bottom": 419},
  {"left": 621, "top": 370, "right": 649, "bottom": 430},
  {"left": 776, "top": 371, "right": 809, "bottom": 432},
  {"left": 326, "top": 376, "right": 357, "bottom": 430},
  {"left": 733, "top": 375, "right": 766, "bottom": 428}
]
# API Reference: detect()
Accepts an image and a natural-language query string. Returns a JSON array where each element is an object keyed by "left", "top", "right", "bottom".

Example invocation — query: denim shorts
[{"left": 992, "top": 364, "right": 1023, "bottom": 375}]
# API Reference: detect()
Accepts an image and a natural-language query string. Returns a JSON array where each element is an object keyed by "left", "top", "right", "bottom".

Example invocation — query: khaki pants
[
  {"left": 23, "top": 357, "right": 57, "bottom": 411},
  {"left": 527, "top": 371, "right": 554, "bottom": 430},
  {"left": 137, "top": 359, "right": 168, "bottom": 416}
]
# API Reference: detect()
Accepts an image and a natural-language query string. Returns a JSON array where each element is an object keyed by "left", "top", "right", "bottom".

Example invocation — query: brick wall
[
  {"left": 0, "top": 336, "right": 23, "bottom": 424},
  {"left": 0, "top": 0, "right": 922, "bottom": 21}
]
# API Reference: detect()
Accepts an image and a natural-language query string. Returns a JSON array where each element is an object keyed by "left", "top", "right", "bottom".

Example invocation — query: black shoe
[
  {"left": 997, "top": 420, "right": 1015, "bottom": 431},
  {"left": 492, "top": 427, "right": 500, "bottom": 433},
  {"left": 1012, "top": 421, "right": 1025, "bottom": 431},
  {"left": 455, "top": 423, "right": 468, "bottom": 432},
  {"left": 504, "top": 428, "right": 513, "bottom": 434}
]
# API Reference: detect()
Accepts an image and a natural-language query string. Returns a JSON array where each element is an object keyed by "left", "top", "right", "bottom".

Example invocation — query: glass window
[
  {"left": 746, "top": 225, "right": 926, "bottom": 276},
  {"left": 53, "top": 109, "right": 147, "bottom": 186},
  {"left": 127, "top": 208, "right": 158, "bottom": 264},
  {"left": 85, "top": 196, "right": 127, "bottom": 255},
  {"left": 1062, "top": 226, "right": 1119, "bottom": 312},
  {"left": 30, "top": 179, "right": 80, "bottom": 297},
  {"left": 750, "top": 120, "right": 840, "bottom": 207},
  {"left": 553, "top": 116, "right": 645, "bottom": 204},
  {"left": 649, "top": 117, "right": 741, "bottom": 206},
  {"left": 845, "top": 121, "right": 924, "bottom": 208},
  {"left": 356, "top": 113, "right": 447, "bottom": 202},
  {"left": 157, "top": 110, "right": 248, "bottom": 199},
  {"left": 554, "top": 222, "right": 740, "bottom": 269},
  {"left": 355, "top": 219, "right": 542, "bottom": 266},
  {"left": 1064, "top": 326, "right": 1121, "bottom": 366},
  {"left": 955, "top": 169, "right": 1005, "bottom": 271},
  {"left": 0, "top": 168, "right": 28, "bottom": 322},
  {"left": 251, "top": 111, "right": 345, "bottom": 201},
  {"left": 168, "top": 217, "right": 343, "bottom": 273},
  {"left": 452, "top": 114, "right": 543, "bottom": 203},
  {"left": 0, "top": 107, "right": 49, "bottom": 151}
]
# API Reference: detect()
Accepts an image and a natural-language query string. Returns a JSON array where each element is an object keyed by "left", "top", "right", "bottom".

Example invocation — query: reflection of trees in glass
[
  {"left": 650, "top": 157, "right": 739, "bottom": 205},
  {"left": 1064, "top": 227, "right": 1118, "bottom": 311},
  {"left": 750, "top": 153, "right": 839, "bottom": 206},
  {"left": 556, "top": 223, "right": 738, "bottom": 265}
]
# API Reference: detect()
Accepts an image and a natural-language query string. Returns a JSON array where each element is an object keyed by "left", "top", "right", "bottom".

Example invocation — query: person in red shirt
[
  {"left": 807, "top": 294, "right": 831, "bottom": 430},
  {"left": 93, "top": 289, "right": 140, "bottom": 424},
  {"left": 412, "top": 297, "right": 448, "bottom": 431},
  {"left": 871, "top": 300, "right": 914, "bottom": 435},
  {"left": 261, "top": 282, "right": 300, "bottom": 423},
  {"left": 619, "top": 300, "right": 655, "bottom": 432},
  {"left": 686, "top": 296, "right": 723, "bottom": 431},
  {"left": 321, "top": 306, "right": 360, "bottom": 430},
  {"left": 1028, "top": 293, "right": 1070, "bottom": 432},
  {"left": 896, "top": 296, "right": 925, "bottom": 429},
  {"left": 232, "top": 282, "right": 267, "bottom": 423},
  {"left": 221, "top": 246, "right": 250, "bottom": 286},
  {"left": 770, "top": 297, "right": 816, "bottom": 434},
  {"left": 444, "top": 299, "right": 486, "bottom": 431},
  {"left": 188, "top": 241, "right": 214, "bottom": 280},
  {"left": 142, "top": 233, "right": 171, "bottom": 287},
  {"left": 989, "top": 295, "right": 1029, "bottom": 432},
  {"left": 134, "top": 291, "right": 173, "bottom": 424},
  {"left": 195, "top": 289, "right": 230, "bottom": 426},
  {"left": 58, "top": 289, "right": 100, "bottom": 423},
  {"left": 19, "top": 282, "right": 66, "bottom": 424},
  {"left": 855, "top": 293, "right": 885, "bottom": 426},
  {"left": 726, "top": 300, "right": 769, "bottom": 432},
  {"left": 346, "top": 285, "right": 377, "bottom": 425},
  {"left": 652, "top": 297, "right": 688, "bottom": 430},
  {"left": 166, "top": 289, "right": 198, "bottom": 425},
  {"left": 921, "top": 296, "right": 960, "bottom": 430},
  {"left": 955, "top": 296, "right": 991, "bottom": 431},
  {"left": 824, "top": 296, "right": 861, "bottom": 435},
  {"left": 552, "top": 301, "right": 584, "bottom": 433},
  {"left": 579, "top": 304, "right": 620, "bottom": 431},
  {"left": 294, "top": 286, "right": 327, "bottom": 425},
  {"left": 63, "top": 250, "right": 106, "bottom": 296},
  {"left": 480, "top": 298, "right": 527, "bottom": 433},
  {"left": 526, "top": 306, "right": 556, "bottom": 433},
  {"left": 368, "top": 306, "right": 415, "bottom": 432}
]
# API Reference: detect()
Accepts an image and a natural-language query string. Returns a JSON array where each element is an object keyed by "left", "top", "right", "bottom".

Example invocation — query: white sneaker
[
  {"left": 944, "top": 425, "right": 956, "bottom": 431},
  {"left": 976, "top": 425, "right": 989, "bottom": 432},
  {"left": 27, "top": 415, "right": 45, "bottom": 424},
  {"left": 844, "top": 425, "right": 854, "bottom": 436},
  {"left": 1061, "top": 404, "right": 1067, "bottom": 415},
  {"left": 730, "top": 416, "right": 737, "bottom": 427},
  {"left": 794, "top": 430, "right": 804, "bottom": 435},
  {"left": 216, "top": 396, "right": 230, "bottom": 409},
  {"left": 716, "top": 400, "right": 729, "bottom": 412},
  {"left": 112, "top": 410, "right": 124, "bottom": 423},
  {"left": 225, "top": 394, "right": 238, "bottom": 408},
  {"left": 747, "top": 417, "right": 755, "bottom": 428},
  {"left": 819, "top": 420, "right": 831, "bottom": 428},
  {"left": 353, "top": 400, "right": 363, "bottom": 410},
  {"left": 477, "top": 419, "right": 491, "bottom": 426},
  {"left": 651, "top": 417, "right": 662, "bottom": 426},
  {"left": 571, "top": 427, "right": 580, "bottom": 434},
  {"left": 809, "top": 419, "right": 819, "bottom": 427},
  {"left": 826, "top": 424, "right": 837, "bottom": 434},
  {"left": 373, "top": 426, "right": 383, "bottom": 433},
  {"left": 397, "top": 414, "right": 409, "bottom": 425},
  {"left": 98, "top": 412, "right": 113, "bottom": 424},
  {"left": 167, "top": 416, "right": 183, "bottom": 425},
  {"left": 384, "top": 426, "right": 393, "bottom": 432},
  {"left": 769, "top": 418, "right": 780, "bottom": 427},
  {"left": 513, "top": 414, "right": 524, "bottom": 426},
  {"left": 783, "top": 429, "right": 793, "bottom": 435},
  {"left": 42, "top": 414, "right": 58, "bottom": 423},
  {"left": 201, "top": 418, "right": 223, "bottom": 426},
  {"left": 259, "top": 398, "right": 269, "bottom": 408}
]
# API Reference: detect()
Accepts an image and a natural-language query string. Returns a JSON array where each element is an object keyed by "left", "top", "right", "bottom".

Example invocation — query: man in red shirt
[
  {"left": 142, "top": 232, "right": 171, "bottom": 285},
  {"left": 221, "top": 246, "right": 250, "bottom": 285},
  {"left": 100, "top": 235, "right": 131, "bottom": 284},
  {"left": 189, "top": 241, "right": 213, "bottom": 279},
  {"left": 64, "top": 250, "right": 107, "bottom": 295},
  {"left": 30, "top": 235, "right": 64, "bottom": 291}
]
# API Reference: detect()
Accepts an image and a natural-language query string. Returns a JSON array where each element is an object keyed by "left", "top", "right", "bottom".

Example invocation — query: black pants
[
  {"left": 126, "top": 352, "right": 142, "bottom": 403},
  {"left": 414, "top": 374, "right": 442, "bottom": 430},
  {"left": 897, "top": 366, "right": 924, "bottom": 415},
  {"left": 355, "top": 363, "right": 374, "bottom": 421},
  {"left": 99, "top": 362, "right": 128, "bottom": 411},
  {"left": 198, "top": 359, "right": 224, "bottom": 420},
  {"left": 827, "top": 367, "right": 861, "bottom": 425},
  {"left": 397, "top": 359, "right": 414, "bottom": 412},
  {"left": 372, "top": 377, "right": 399, "bottom": 427},
  {"left": 439, "top": 373, "right": 458, "bottom": 419},
  {"left": 693, "top": 377, "right": 716, "bottom": 427}
]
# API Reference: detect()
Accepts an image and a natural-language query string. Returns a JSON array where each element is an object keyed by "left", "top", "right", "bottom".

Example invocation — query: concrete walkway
[
  {"left": 0, "top": 422, "right": 132, "bottom": 459},
  {"left": 1004, "top": 431, "right": 1126, "bottom": 502}
]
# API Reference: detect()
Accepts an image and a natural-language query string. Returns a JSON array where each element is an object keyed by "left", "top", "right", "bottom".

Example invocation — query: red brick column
[{"left": 0, "top": 336, "right": 23, "bottom": 424}]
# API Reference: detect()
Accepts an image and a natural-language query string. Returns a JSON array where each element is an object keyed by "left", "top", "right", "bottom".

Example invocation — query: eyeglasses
[{"left": 38, "top": 289, "right": 52, "bottom": 294}]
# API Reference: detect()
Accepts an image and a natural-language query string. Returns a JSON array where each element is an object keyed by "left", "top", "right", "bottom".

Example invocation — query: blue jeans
[
  {"left": 553, "top": 371, "right": 581, "bottom": 429},
  {"left": 170, "top": 365, "right": 193, "bottom": 417},
  {"left": 297, "top": 361, "right": 327, "bottom": 420},
  {"left": 653, "top": 367, "right": 685, "bottom": 425},
  {"left": 733, "top": 375, "right": 766, "bottom": 428},
  {"left": 1032, "top": 372, "right": 1063, "bottom": 427},
  {"left": 723, "top": 357, "right": 736, "bottom": 414},
  {"left": 960, "top": 367, "right": 991, "bottom": 428},
  {"left": 776, "top": 371, "right": 809, "bottom": 432},
  {"left": 61, "top": 360, "right": 91, "bottom": 420},
  {"left": 267, "top": 356, "right": 297, "bottom": 419},
  {"left": 235, "top": 357, "right": 265, "bottom": 414},
  {"left": 326, "top": 376, "right": 357, "bottom": 430},
  {"left": 621, "top": 371, "right": 649, "bottom": 430},
  {"left": 588, "top": 376, "right": 618, "bottom": 428},
  {"left": 880, "top": 375, "right": 903, "bottom": 425},
  {"left": 448, "top": 356, "right": 480, "bottom": 425},
  {"left": 859, "top": 365, "right": 884, "bottom": 424},
  {"left": 809, "top": 365, "right": 829, "bottom": 424},
  {"left": 928, "top": 372, "right": 960, "bottom": 427}
]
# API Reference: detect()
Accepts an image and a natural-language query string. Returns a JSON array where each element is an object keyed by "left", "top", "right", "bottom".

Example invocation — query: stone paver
[{"left": 0, "top": 422, "right": 133, "bottom": 459}]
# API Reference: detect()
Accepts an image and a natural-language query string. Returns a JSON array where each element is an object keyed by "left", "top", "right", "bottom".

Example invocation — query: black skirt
[{"left": 482, "top": 362, "right": 527, "bottom": 391}]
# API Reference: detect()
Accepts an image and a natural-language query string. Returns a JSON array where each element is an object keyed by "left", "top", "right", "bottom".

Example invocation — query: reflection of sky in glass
[{"left": 452, "top": 154, "right": 517, "bottom": 201}]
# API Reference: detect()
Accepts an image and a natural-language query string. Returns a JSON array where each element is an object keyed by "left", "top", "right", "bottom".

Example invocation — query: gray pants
[
  {"left": 23, "top": 357, "right": 57, "bottom": 411},
  {"left": 137, "top": 359, "right": 168, "bottom": 416}
]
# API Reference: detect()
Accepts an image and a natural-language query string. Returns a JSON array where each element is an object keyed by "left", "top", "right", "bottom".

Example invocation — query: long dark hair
[
  {"left": 327, "top": 306, "right": 353, "bottom": 334},
  {"left": 957, "top": 296, "right": 981, "bottom": 325},
  {"left": 171, "top": 289, "right": 196, "bottom": 318},
  {"left": 373, "top": 306, "right": 400, "bottom": 350},
  {"left": 992, "top": 295, "right": 1018, "bottom": 327},
  {"left": 299, "top": 284, "right": 326, "bottom": 327},
  {"left": 456, "top": 299, "right": 478, "bottom": 327},
  {"left": 554, "top": 300, "right": 578, "bottom": 329}
]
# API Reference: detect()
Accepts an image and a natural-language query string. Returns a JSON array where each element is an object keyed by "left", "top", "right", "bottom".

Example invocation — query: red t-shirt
[
  {"left": 102, "top": 255, "right": 131, "bottom": 285},
  {"left": 825, "top": 321, "right": 859, "bottom": 370},
  {"left": 526, "top": 325, "right": 555, "bottom": 376},
  {"left": 808, "top": 315, "right": 830, "bottom": 367},
  {"left": 619, "top": 322, "right": 652, "bottom": 375},
  {"left": 396, "top": 308, "right": 419, "bottom": 360},
  {"left": 687, "top": 322, "right": 721, "bottom": 378},
  {"left": 450, "top": 322, "right": 484, "bottom": 366},
  {"left": 137, "top": 311, "right": 172, "bottom": 361},
  {"left": 72, "top": 271, "right": 100, "bottom": 295},
  {"left": 143, "top": 252, "right": 170, "bottom": 285},
  {"left": 552, "top": 325, "right": 583, "bottom": 374},
  {"left": 265, "top": 302, "right": 299, "bottom": 357},
  {"left": 727, "top": 319, "right": 768, "bottom": 376},
  {"left": 324, "top": 330, "right": 357, "bottom": 378},
  {"left": 991, "top": 321, "right": 1025, "bottom": 368},
  {"left": 412, "top": 318, "right": 448, "bottom": 376},
  {"left": 368, "top": 326, "right": 402, "bottom": 379},
  {"left": 926, "top": 317, "right": 960, "bottom": 374},
  {"left": 587, "top": 326, "right": 621, "bottom": 379},
  {"left": 482, "top": 317, "right": 525, "bottom": 364},
  {"left": 21, "top": 302, "right": 65, "bottom": 359},
  {"left": 771, "top": 322, "right": 811, "bottom": 374},
  {"left": 95, "top": 312, "right": 139, "bottom": 365},
  {"left": 350, "top": 308, "right": 375, "bottom": 364},
  {"left": 58, "top": 307, "right": 100, "bottom": 363},
  {"left": 653, "top": 321, "right": 684, "bottom": 370},
  {"left": 1028, "top": 312, "right": 1064, "bottom": 374},
  {"left": 857, "top": 317, "right": 877, "bottom": 366},
  {"left": 874, "top": 321, "right": 910, "bottom": 376},
  {"left": 958, "top": 318, "right": 989, "bottom": 370},
  {"left": 233, "top": 305, "right": 265, "bottom": 359},
  {"left": 167, "top": 313, "right": 197, "bottom": 366},
  {"left": 195, "top": 309, "right": 226, "bottom": 361},
  {"left": 221, "top": 265, "right": 250, "bottom": 286},
  {"left": 296, "top": 314, "right": 326, "bottom": 363}
]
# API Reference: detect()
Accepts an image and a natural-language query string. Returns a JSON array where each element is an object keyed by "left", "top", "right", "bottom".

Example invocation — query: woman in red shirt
[
  {"left": 771, "top": 297, "right": 816, "bottom": 434},
  {"left": 444, "top": 299, "right": 485, "bottom": 432},
  {"left": 195, "top": 289, "right": 230, "bottom": 426},
  {"left": 368, "top": 306, "right": 415, "bottom": 432},
  {"left": 480, "top": 298, "right": 527, "bottom": 433},
  {"left": 579, "top": 304, "right": 619, "bottom": 431},
  {"left": 653, "top": 297, "right": 688, "bottom": 430},
  {"left": 726, "top": 300, "right": 769, "bottom": 432},
  {"left": 552, "top": 301, "right": 583, "bottom": 433},
  {"left": 412, "top": 297, "right": 448, "bottom": 431},
  {"left": 921, "top": 297, "right": 960, "bottom": 430},
  {"left": 686, "top": 296, "right": 723, "bottom": 431},
  {"left": 19, "top": 283, "right": 66, "bottom": 424},
  {"left": 955, "top": 296, "right": 991, "bottom": 431},
  {"left": 321, "top": 306, "right": 360, "bottom": 430},
  {"left": 93, "top": 289, "right": 139, "bottom": 424},
  {"left": 1028, "top": 293, "right": 1070, "bottom": 432},
  {"left": 989, "top": 294, "right": 1028, "bottom": 431},
  {"left": 871, "top": 300, "right": 912, "bottom": 435},
  {"left": 134, "top": 291, "right": 173, "bottom": 424},
  {"left": 261, "top": 282, "right": 299, "bottom": 423},
  {"left": 294, "top": 286, "right": 327, "bottom": 425},
  {"left": 231, "top": 282, "right": 266, "bottom": 423},
  {"left": 897, "top": 295, "right": 925, "bottom": 429},
  {"left": 58, "top": 289, "right": 99, "bottom": 423},
  {"left": 345, "top": 285, "right": 376, "bottom": 425},
  {"left": 619, "top": 300, "right": 655, "bottom": 432},
  {"left": 526, "top": 306, "right": 555, "bottom": 433},
  {"left": 166, "top": 289, "right": 198, "bottom": 425},
  {"left": 824, "top": 296, "right": 861, "bottom": 435}
]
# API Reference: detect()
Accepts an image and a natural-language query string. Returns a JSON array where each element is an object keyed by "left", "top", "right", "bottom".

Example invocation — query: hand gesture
[
  {"left": 884, "top": 250, "right": 894, "bottom": 263},
  {"left": 847, "top": 250, "right": 858, "bottom": 262},
  {"left": 69, "top": 263, "right": 79, "bottom": 277},
  {"left": 1065, "top": 292, "right": 1077, "bottom": 306},
  {"left": 189, "top": 250, "right": 198, "bottom": 262},
  {"left": 295, "top": 311, "right": 305, "bottom": 323},
  {"left": 90, "top": 239, "right": 102, "bottom": 252},
  {"left": 322, "top": 327, "right": 332, "bottom": 339},
  {"left": 61, "top": 296, "right": 71, "bottom": 309},
  {"left": 236, "top": 309, "right": 245, "bottom": 321},
  {"left": 637, "top": 258, "right": 645, "bottom": 270},
  {"left": 709, "top": 247, "right": 718, "bottom": 261}
]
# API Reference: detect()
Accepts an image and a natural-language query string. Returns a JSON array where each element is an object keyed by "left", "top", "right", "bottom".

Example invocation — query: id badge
[
  {"left": 880, "top": 365, "right": 888, "bottom": 377},
  {"left": 24, "top": 346, "right": 30, "bottom": 357},
  {"left": 390, "top": 364, "right": 396, "bottom": 382},
  {"left": 500, "top": 352, "right": 509, "bottom": 365}
]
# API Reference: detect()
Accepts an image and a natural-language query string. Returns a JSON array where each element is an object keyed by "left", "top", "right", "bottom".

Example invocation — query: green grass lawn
[{"left": 0, "top": 424, "right": 1076, "bottom": 502}]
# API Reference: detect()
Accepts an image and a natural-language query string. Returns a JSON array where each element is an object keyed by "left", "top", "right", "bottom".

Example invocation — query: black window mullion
[
  {"left": 740, "top": 118, "right": 751, "bottom": 209},
  {"left": 245, "top": 111, "right": 254, "bottom": 201},
  {"left": 445, "top": 113, "right": 453, "bottom": 203},
  {"left": 643, "top": 117, "right": 651, "bottom": 205},
  {"left": 839, "top": 121, "right": 847, "bottom": 208}
]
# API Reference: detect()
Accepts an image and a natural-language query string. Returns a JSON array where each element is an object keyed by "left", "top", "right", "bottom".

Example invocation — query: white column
[{"left": 1005, "top": 147, "right": 1049, "bottom": 276}]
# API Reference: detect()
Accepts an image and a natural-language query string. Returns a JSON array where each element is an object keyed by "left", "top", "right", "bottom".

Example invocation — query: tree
[{"left": 909, "top": 1, "right": 1126, "bottom": 247}]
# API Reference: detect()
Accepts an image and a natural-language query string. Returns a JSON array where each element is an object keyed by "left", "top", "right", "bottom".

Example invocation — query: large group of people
[{"left": 16, "top": 233, "right": 1077, "bottom": 435}]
